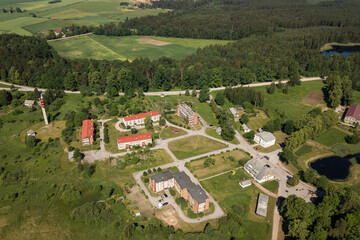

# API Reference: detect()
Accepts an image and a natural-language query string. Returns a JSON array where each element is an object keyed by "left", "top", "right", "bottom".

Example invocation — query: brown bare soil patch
[
  {"left": 303, "top": 92, "right": 323, "bottom": 105},
  {"left": 127, "top": 185, "right": 154, "bottom": 218},
  {"left": 137, "top": 37, "right": 171, "bottom": 46},
  {"left": 156, "top": 207, "right": 179, "bottom": 228}
]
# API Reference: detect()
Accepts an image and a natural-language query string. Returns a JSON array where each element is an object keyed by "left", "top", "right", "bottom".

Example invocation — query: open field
[
  {"left": 186, "top": 149, "right": 250, "bottom": 179},
  {"left": 303, "top": 92, "right": 323, "bottom": 104},
  {"left": 50, "top": 34, "right": 233, "bottom": 61},
  {"left": 261, "top": 180, "right": 279, "bottom": 194},
  {"left": 159, "top": 126, "right": 187, "bottom": 139},
  {"left": 205, "top": 128, "right": 239, "bottom": 144},
  {"left": 247, "top": 109, "right": 270, "bottom": 130},
  {"left": 201, "top": 170, "right": 275, "bottom": 240},
  {"left": 168, "top": 135, "right": 227, "bottom": 160},
  {"left": 0, "top": 0, "right": 168, "bottom": 35},
  {"left": 314, "top": 127, "right": 349, "bottom": 147}
]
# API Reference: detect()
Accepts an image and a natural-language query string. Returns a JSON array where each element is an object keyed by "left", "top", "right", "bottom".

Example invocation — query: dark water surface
[{"left": 321, "top": 45, "right": 360, "bottom": 56}]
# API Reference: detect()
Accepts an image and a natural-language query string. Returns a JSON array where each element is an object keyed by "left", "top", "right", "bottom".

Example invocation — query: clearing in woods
[
  {"left": 303, "top": 92, "right": 324, "bottom": 105},
  {"left": 137, "top": 37, "right": 171, "bottom": 46}
]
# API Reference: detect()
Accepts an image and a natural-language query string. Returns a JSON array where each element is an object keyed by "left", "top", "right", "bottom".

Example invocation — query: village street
[{"left": 79, "top": 114, "right": 317, "bottom": 240}]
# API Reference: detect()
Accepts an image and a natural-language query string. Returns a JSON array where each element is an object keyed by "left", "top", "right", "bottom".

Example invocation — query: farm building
[
  {"left": 150, "top": 170, "right": 175, "bottom": 192},
  {"left": 244, "top": 158, "right": 275, "bottom": 183},
  {"left": 150, "top": 170, "right": 210, "bottom": 213},
  {"left": 254, "top": 131, "right": 276, "bottom": 148},
  {"left": 82, "top": 119, "right": 94, "bottom": 145},
  {"left": 54, "top": 29, "right": 62, "bottom": 36},
  {"left": 242, "top": 124, "right": 250, "bottom": 133},
  {"left": 229, "top": 107, "right": 239, "bottom": 118},
  {"left": 176, "top": 104, "right": 198, "bottom": 125},
  {"left": 122, "top": 111, "right": 160, "bottom": 127},
  {"left": 117, "top": 133, "right": 152, "bottom": 150},
  {"left": 256, "top": 193, "right": 269, "bottom": 218},
  {"left": 27, "top": 130, "right": 36, "bottom": 136},
  {"left": 24, "top": 100, "right": 36, "bottom": 107},
  {"left": 344, "top": 104, "right": 360, "bottom": 125},
  {"left": 239, "top": 179, "right": 251, "bottom": 188}
]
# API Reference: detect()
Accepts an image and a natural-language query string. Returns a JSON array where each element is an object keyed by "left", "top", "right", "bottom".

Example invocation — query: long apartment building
[
  {"left": 176, "top": 104, "right": 198, "bottom": 125},
  {"left": 82, "top": 119, "right": 94, "bottom": 145},
  {"left": 150, "top": 170, "right": 209, "bottom": 213},
  {"left": 122, "top": 111, "right": 160, "bottom": 127},
  {"left": 117, "top": 133, "right": 152, "bottom": 150}
]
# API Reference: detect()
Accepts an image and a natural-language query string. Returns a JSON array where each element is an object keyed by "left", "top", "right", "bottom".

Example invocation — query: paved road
[
  {"left": 0, "top": 76, "right": 325, "bottom": 95},
  {"left": 46, "top": 32, "right": 94, "bottom": 42}
]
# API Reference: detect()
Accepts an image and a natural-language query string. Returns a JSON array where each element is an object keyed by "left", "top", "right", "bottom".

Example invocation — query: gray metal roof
[
  {"left": 150, "top": 170, "right": 174, "bottom": 183},
  {"left": 244, "top": 158, "right": 273, "bottom": 182},
  {"left": 255, "top": 131, "right": 276, "bottom": 142},
  {"left": 256, "top": 193, "right": 269, "bottom": 217},
  {"left": 27, "top": 130, "right": 36, "bottom": 135},
  {"left": 24, "top": 100, "right": 35, "bottom": 105},
  {"left": 174, "top": 172, "right": 208, "bottom": 204},
  {"left": 240, "top": 179, "right": 251, "bottom": 186},
  {"left": 242, "top": 124, "right": 250, "bottom": 131}
]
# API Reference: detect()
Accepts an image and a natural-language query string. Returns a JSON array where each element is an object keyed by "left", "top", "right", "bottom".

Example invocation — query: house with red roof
[
  {"left": 122, "top": 111, "right": 160, "bottom": 127},
  {"left": 82, "top": 119, "right": 94, "bottom": 145},
  {"left": 117, "top": 133, "right": 152, "bottom": 150},
  {"left": 344, "top": 104, "right": 360, "bottom": 125},
  {"left": 54, "top": 29, "right": 62, "bottom": 36}
]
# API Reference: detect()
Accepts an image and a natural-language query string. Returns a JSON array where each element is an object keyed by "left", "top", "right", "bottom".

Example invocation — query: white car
[{"left": 158, "top": 203, "right": 163, "bottom": 209}]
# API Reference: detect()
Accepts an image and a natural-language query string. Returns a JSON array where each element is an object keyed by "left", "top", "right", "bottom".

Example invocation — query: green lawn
[
  {"left": 187, "top": 149, "right": 249, "bottom": 179},
  {"left": 168, "top": 135, "right": 227, "bottom": 160},
  {"left": 314, "top": 127, "right": 349, "bottom": 147},
  {"left": 0, "top": 83, "right": 11, "bottom": 88},
  {"left": 159, "top": 126, "right": 187, "bottom": 139},
  {"left": 201, "top": 170, "right": 274, "bottom": 240},
  {"left": 50, "top": 35, "right": 232, "bottom": 61},
  {"left": 295, "top": 144, "right": 313, "bottom": 157},
  {"left": 261, "top": 180, "right": 279, "bottom": 194},
  {"left": 205, "top": 128, "right": 239, "bottom": 144}
]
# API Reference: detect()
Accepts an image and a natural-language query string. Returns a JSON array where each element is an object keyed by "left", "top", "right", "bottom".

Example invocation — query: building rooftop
[
  {"left": 229, "top": 107, "right": 238, "bottom": 116},
  {"left": 27, "top": 130, "right": 36, "bottom": 135},
  {"left": 24, "top": 100, "right": 35, "bottom": 105},
  {"left": 256, "top": 193, "right": 269, "bottom": 217},
  {"left": 82, "top": 119, "right": 94, "bottom": 139},
  {"left": 239, "top": 179, "right": 251, "bottom": 187},
  {"left": 117, "top": 133, "right": 152, "bottom": 144},
  {"left": 242, "top": 124, "right": 250, "bottom": 131},
  {"left": 255, "top": 131, "right": 276, "bottom": 142},
  {"left": 244, "top": 158, "right": 273, "bottom": 182},
  {"left": 178, "top": 104, "right": 196, "bottom": 117},
  {"left": 123, "top": 111, "right": 159, "bottom": 121},
  {"left": 150, "top": 170, "right": 174, "bottom": 183},
  {"left": 345, "top": 104, "right": 360, "bottom": 121},
  {"left": 174, "top": 171, "right": 208, "bottom": 203}
]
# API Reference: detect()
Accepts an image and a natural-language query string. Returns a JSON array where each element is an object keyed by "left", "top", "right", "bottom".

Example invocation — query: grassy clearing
[
  {"left": 50, "top": 35, "right": 232, "bottom": 61},
  {"left": 261, "top": 180, "right": 279, "bottom": 194},
  {"left": 201, "top": 169, "right": 274, "bottom": 240},
  {"left": 187, "top": 149, "right": 250, "bottom": 179},
  {"left": 168, "top": 136, "right": 227, "bottom": 160},
  {"left": 247, "top": 109, "right": 270, "bottom": 130},
  {"left": 314, "top": 127, "right": 349, "bottom": 147},
  {"left": 152, "top": 36, "right": 234, "bottom": 48},
  {"left": 159, "top": 126, "right": 187, "bottom": 139},
  {"left": 295, "top": 144, "right": 313, "bottom": 157},
  {"left": 254, "top": 144, "right": 281, "bottom": 153},
  {"left": 205, "top": 128, "right": 239, "bottom": 144}
]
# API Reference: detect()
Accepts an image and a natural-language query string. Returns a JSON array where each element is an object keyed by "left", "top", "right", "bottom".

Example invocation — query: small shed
[
  {"left": 242, "top": 124, "right": 250, "bottom": 133},
  {"left": 24, "top": 100, "right": 35, "bottom": 107},
  {"left": 27, "top": 130, "right": 36, "bottom": 136},
  {"left": 172, "top": 128, "right": 179, "bottom": 133},
  {"left": 216, "top": 127, "right": 222, "bottom": 135},
  {"left": 239, "top": 179, "right": 251, "bottom": 188}
]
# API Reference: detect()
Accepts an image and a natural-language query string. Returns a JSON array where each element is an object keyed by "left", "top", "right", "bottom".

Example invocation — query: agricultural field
[
  {"left": 168, "top": 136, "right": 227, "bottom": 160},
  {"left": 49, "top": 34, "right": 233, "bottom": 61},
  {"left": 201, "top": 170, "right": 275, "bottom": 240},
  {"left": 186, "top": 149, "right": 250, "bottom": 179},
  {"left": 0, "top": 0, "right": 168, "bottom": 35}
]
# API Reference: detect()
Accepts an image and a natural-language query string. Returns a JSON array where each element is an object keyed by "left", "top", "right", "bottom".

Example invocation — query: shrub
[
  {"left": 169, "top": 188, "right": 176, "bottom": 196},
  {"left": 288, "top": 175, "right": 300, "bottom": 186},
  {"left": 157, "top": 167, "right": 161, "bottom": 172},
  {"left": 143, "top": 171, "right": 148, "bottom": 176},
  {"left": 144, "top": 178, "right": 149, "bottom": 183}
]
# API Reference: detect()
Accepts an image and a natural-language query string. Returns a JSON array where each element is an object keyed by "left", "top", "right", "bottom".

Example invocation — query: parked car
[
  {"left": 164, "top": 193, "right": 168, "bottom": 198},
  {"left": 163, "top": 202, "right": 168, "bottom": 206},
  {"left": 161, "top": 195, "right": 164, "bottom": 199}
]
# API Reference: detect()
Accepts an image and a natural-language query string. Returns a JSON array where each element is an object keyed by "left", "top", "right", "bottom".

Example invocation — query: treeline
[
  {"left": 224, "top": 87, "right": 264, "bottom": 107},
  {"left": 121, "top": 0, "right": 360, "bottom": 40}
]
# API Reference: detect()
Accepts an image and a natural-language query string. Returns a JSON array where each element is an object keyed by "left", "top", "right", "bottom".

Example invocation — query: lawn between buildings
[
  {"left": 201, "top": 169, "right": 275, "bottom": 240},
  {"left": 205, "top": 128, "right": 239, "bottom": 144},
  {"left": 168, "top": 135, "right": 228, "bottom": 160},
  {"left": 186, "top": 149, "right": 250, "bottom": 179}
]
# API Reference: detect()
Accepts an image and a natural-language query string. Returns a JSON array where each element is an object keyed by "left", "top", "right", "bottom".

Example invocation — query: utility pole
[{"left": 40, "top": 93, "right": 49, "bottom": 125}]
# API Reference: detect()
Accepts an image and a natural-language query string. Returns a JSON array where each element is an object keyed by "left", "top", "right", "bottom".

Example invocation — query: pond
[
  {"left": 321, "top": 45, "right": 360, "bottom": 56},
  {"left": 310, "top": 154, "right": 359, "bottom": 181}
]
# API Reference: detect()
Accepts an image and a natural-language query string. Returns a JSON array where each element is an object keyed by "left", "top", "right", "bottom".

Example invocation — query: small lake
[
  {"left": 321, "top": 45, "right": 360, "bottom": 56},
  {"left": 310, "top": 154, "right": 359, "bottom": 181}
]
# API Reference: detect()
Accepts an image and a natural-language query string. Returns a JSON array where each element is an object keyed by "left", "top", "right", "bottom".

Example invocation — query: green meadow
[{"left": 49, "top": 35, "right": 233, "bottom": 61}]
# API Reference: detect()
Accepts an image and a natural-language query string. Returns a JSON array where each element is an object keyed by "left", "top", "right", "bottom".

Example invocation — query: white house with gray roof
[
  {"left": 244, "top": 158, "right": 275, "bottom": 183},
  {"left": 254, "top": 131, "right": 276, "bottom": 148},
  {"left": 256, "top": 193, "right": 269, "bottom": 218}
]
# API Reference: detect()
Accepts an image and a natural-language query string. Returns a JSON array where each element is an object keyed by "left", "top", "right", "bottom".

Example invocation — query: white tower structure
[{"left": 40, "top": 94, "right": 49, "bottom": 125}]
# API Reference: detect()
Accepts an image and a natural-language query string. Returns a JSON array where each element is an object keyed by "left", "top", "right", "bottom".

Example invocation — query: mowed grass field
[
  {"left": 314, "top": 127, "right": 349, "bottom": 147},
  {"left": 168, "top": 135, "right": 227, "bottom": 160},
  {"left": 0, "top": 0, "right": 168, "bottom": 35},
  {"left": 49, "top": 35, "right": 233, "bottom": 61}
]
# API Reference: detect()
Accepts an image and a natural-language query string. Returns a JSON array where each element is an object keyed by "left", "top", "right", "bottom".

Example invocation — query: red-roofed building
[
  {"left": 82, "top": 119, "right": 94, "bottom": 145},
  {"left": 117, "top": 133, "right": 152, "bottom": 150},
  {"left": 344, "top": 104, "right": 360, "bottom": 125},
  {"left": 122, "top": 111, "right": 160, "bottom": 127},
  {"left": 54, "top": 29, "right": 62, "bottom": 36}
]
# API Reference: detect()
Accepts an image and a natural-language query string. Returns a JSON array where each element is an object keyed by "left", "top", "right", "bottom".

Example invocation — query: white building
[
  {"left": 239, "top": 179, "right": 252, "bottom": 188},
  {"left": 122, "top": 111, "right": 160, "bottom": 127},
  {"left": 216, "top": 127, "right": 222, "bottom": 135},
  {"left": 24, "top": 100, "right": 36, "bottom": 107},
  {"left": 229, "top": 107, "right": 239, "bottom": 118},
  {"left": 242, "top": 124, "right": 250, "bottom": 133},
  {"left": 244, "top": 158, "right": 275, "bottom": 183},
  {"left": 27, "top": 130, "right": 36, "bottom": 136},
  {"left": 117, "top": 133, "right": 153, "bottom": 150},
  {"left": 254, "top": 131, "right": 276, "bottom": 148}
]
